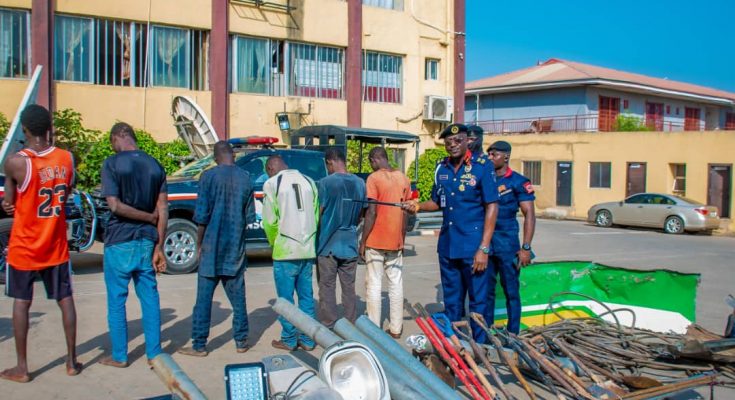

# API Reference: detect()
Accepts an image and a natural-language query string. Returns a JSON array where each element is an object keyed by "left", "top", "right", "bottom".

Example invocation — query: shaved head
[
  {"left": 213, "top": 140, "right": 234, "bottom": 165},
  {"left": 266, "top": 155, "right": 288, "bottom": 177}
]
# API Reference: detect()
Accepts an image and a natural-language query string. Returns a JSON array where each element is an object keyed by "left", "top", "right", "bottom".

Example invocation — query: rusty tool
[
  {"left": 453, "top": 320, "right": 512, "bottom": 400},
  {"left": 414, "top": 304, "right": 492, "bottom": 400},
  {"left": 520, "top": 338, "right": 592, "bottom": 399},
  {"left": 406, "top": 303, "right": 487, "bottom": 400},
  {"left": 621, "top": 374, "right": 716, "bottom": 400},
  {"left": 470, "top": 313, "right": 539, "bottom": 400}
]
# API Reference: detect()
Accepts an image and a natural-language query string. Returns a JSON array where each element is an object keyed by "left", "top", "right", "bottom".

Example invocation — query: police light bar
[{"left": 228, "top": 137, "right": 279, "bottom": 146}]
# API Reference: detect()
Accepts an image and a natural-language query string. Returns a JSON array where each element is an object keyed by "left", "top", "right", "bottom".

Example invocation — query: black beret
[
  {"left": 439, "top": 123, "right": 469, "bottom": 139},
  {"left": 488, "top": 140, "right": 512, "bottom": 153},
  {"left": 467, "top": 125, "right": 484, "bottom": 137}
]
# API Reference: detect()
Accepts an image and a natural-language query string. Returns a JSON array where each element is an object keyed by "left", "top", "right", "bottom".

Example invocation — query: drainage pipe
[
  {"left": 334, "top": 319, "right": 440, "bottom": 400},
  {"left": 354, "top": 316, "right": 462, "bottom": 400}
]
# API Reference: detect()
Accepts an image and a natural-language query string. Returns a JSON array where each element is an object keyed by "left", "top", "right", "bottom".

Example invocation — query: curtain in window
[
  {"left": 362, "top": 0, "right": 402, "bottom": 10},
  {"left": 150, "top": 26, "right": 188, "bottom": 88},
  {"left": 235, "top": 36, "right": 268, "bottom": 94},
  {"left": 362, "top": 51, "right": 401, "bottom": 103},
  {"left": 0, "top": 9, "right": 29, "bottom": 78},
  {"left": 54, "top": 15, "right": 92, "bottom": 82}
]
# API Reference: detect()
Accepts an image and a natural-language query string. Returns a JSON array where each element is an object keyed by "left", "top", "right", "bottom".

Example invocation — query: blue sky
[{"left": 465, "top": 0, "right": 735, "bottom": 92}]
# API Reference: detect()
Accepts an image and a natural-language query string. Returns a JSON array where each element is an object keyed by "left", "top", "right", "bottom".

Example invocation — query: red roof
[{"left": 466, "top": 59, "right": 735, "bottom": 102}]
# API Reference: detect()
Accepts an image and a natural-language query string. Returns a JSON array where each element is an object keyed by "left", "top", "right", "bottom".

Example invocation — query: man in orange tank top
[{"left": 1, "top": 105, "right": 81, "bottom": 382}]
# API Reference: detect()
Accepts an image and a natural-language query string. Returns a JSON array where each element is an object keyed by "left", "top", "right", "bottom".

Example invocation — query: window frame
[
  {"left": 424, "top": 58, "right": 439, "bottom": 81},
  {"left": 54, "top": 14, "right": 95, "bottom": 83},
  {"left": 670, "top": 163, "right": 686, "bottom": 196},
  {"left": 0, "top": 7, "right": 31, "bottom": 79},
  {"left": 287, "top": 41, "right": 345, "bottom": 100},
  {"left": 362, "top": 50, "right": 403, "bottom": 104},
  {"left": 589, "top": 162, "right": 612, "bottom": 189},
  {"left": 362, "top": 0, "right": 404, "bottom": 11},
  {"left": 522, "top": 160, "right": 542, "bottom": 186}
]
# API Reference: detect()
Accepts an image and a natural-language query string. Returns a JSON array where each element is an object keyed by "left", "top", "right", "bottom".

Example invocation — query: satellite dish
[
  {"left": 171, "top": 96, "right": 219, "bottom": 160},
  {"left": 727, "top": 294, "right": 735, "bottom": 309},
  {"left": 0, "top": 65, "right": 43, "bottom": 171}
]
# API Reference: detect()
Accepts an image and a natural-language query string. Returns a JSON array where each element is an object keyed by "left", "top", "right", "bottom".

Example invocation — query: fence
[{"left": 476, "top": 114, "right": 698, "bottom": 134}]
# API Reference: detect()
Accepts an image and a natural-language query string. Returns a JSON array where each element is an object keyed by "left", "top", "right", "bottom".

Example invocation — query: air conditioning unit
[{"left": 423, "top": 95, "right": 453, "bottom": 122}]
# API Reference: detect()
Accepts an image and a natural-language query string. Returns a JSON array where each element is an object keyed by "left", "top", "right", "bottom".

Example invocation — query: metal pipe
[
  {"left": 354, "top": 316, "right": 462, "bottom": 400},
  {"left": 272, "top": 297, "right": 341, "bottom": 348},
  {"left": 150, "top": 353, "right": 207, "bottom": 400},
  {"left": 334, "top": 319, "right": 439, "bottom": 400}
]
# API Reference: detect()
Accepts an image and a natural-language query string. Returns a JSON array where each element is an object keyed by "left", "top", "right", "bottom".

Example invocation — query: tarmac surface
[{"left": 0, "top": 218, "right": 733, "bottom": 399}]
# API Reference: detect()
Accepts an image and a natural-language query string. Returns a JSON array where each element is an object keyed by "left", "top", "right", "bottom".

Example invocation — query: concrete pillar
[
  {"left": 346, "top": 0, "right": 362, "bottom": 127},
  {"left": 31, "top": 0, "right": 53, "bottom": 109},
  {"left": 453, "top": 0, "right": 465, "bottom": 123},
  {"left": 211, "top": 0, "right": 229, "bottom": 139}
]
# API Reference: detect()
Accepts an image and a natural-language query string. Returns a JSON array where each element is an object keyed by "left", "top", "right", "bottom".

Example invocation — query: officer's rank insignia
[
  {"left": 451, "top": 125, "right": 459, "bottom": 134},
  {"left": 478, "top": 158, "right": 485, "bottom": 164},
  {"left": 498, "top": 184, "right": 506, "bottom": 192},
  {"left": 464, "top": 165, "right": 471, "bottom": 173},
  {"left": 523, "top": 181, "right": 535, "bottom": 194},
  {"left": 459, "top": 184, "right": 465, "bottom": 192}
]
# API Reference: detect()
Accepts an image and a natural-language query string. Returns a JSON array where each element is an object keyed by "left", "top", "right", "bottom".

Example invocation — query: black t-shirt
[{"left": 101, "top": 150, "right": 167, "bottom": 246}]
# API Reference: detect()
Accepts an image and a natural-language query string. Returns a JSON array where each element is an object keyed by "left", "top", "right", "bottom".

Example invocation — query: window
[
  {"left": 625, "top": 194, "right": 648, "bottom": 204},
  {"left": 362, "top": 51, "right": 402, "bottom": 103},
  {"left": 670, "top": 163, "right": 686, "bottom": 195},
  {"left": 93, "top": 19, "right": 148, "bottom": 87},
  {"left": 649, "top": 195, "right": 675, "bottom": 205},
  {"left": 54, "top": 15, "right": 94, "bottom": 82},
  {"left": 425, "top": 58, "right": 439, "bottom": 80},
  {"left": 288, "top": 42, "right": 344, "bottom": 99},
  {"left": 54, "top": 16, "right": 208, "bottom": 89},
  {"left": 523, "top": 161, "right": 541, "bottom": 186},
  {"left": 726, "top": 112, "right": 735, "bottom": 130},
  {"left": 684, "top": 107, "right": 701, "bottom": 131},
  {"left": 589, "top": 162, "right": 611, "bottom": 188},
  {"left": 233, "top": 36, "right": 274, "bottom": 95},
  {"left": 0, "top": 8, "right": 29, "bottom": 78},
  {"left": 149, "top": 25, "right": 209, "bottom": 90},
  {"left": 363, "top": 0, "right": 403, "bottom": 11}
]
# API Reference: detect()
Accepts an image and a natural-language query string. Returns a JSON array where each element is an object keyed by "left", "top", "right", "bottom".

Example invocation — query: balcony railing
[{"left": 474, "top": 113, "right": 709, "bottom": 134}]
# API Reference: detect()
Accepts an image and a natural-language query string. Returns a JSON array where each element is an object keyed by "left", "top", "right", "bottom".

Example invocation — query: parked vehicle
[
  {"left": 587, "top": 193, "right": 721, "bottom": 234},
  {"left": 290, "top": 124, "right": 421, "bottom": 230}
]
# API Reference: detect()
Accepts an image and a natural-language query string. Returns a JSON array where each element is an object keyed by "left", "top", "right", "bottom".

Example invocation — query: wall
[
  {"left": 55, "top": 82, "right": 210, "bottom": 141},
  {"left": 465, "top": 87, "right": 589, "bottom": 123},
  {"left": 0, "top": 0, "right": 454, "bottom": 167},
  {"left": 504, "top": 131, "right": 735, "bottom": 230}
]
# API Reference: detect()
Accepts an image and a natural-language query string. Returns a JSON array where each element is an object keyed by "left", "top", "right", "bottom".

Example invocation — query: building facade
[
  {"left": 465, "top": 59, "right": 735, "bottom": 134},
  {"left": 0, "top": 0, "right": 463, "bottom": 159},
  {"left": 465, "top": 59, "right": 735, "bottom": 231}
]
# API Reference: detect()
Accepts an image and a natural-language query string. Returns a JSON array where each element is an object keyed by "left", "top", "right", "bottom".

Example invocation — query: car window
[
  {"left": 283, "top": 153, "right": 327, "bottom": 182},
  {"left": 241, "top": 156, "right": 270, "bottom": 186},
  {"left": 625, "top": 194, "right": 648, "bottom": 204},
  {"left": 171, "top": 151, "right": 253, "bottom": 178}
]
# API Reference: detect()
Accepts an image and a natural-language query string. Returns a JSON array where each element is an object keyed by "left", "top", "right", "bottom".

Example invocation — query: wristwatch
[
  {"left": 521, "top": 243, "right": 532, "bottom": 251},
  {"left": 480, "top": 245, "right": 490, "bottom": 255}
]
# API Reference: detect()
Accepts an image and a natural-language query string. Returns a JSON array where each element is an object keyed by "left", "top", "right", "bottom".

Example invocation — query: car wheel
[
  {"left": 0, "top": 218, "right": 12, "bottom": 284},
  {"left": 163, "top": 218, "right": 199, "bottom": 274},
  {"left": 664, "top": 216, "right": 685, "bottom": 234},
  {"left": 595, "top": 210, "right": 613, "bottom": 227}
]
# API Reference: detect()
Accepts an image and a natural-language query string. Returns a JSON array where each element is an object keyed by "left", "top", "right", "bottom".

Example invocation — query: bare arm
[
  {"left": 359, "top": 204, "right": 377, "bottom": 258},
  {"left": 519, "top": 200, "right": 536, "bottom": 247},
  {"left": 106, "top": 196, "right": 158, "bottom": 225},
  {"left": 152, "top": 191, "right": 169, "bottom": 272},
  {"left": 1, "top": 155, "right": 25, "bottom": 214}
]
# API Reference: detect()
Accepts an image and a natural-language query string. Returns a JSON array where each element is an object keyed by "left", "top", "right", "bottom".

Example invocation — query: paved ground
[{"left": 0, "top": 219, "right": 733, "bottom": 399}]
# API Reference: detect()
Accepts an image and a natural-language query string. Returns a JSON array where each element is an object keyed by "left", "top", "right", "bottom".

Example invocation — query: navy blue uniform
[
  {"left": 431, "top": 151, "right": 498, "bottom": 343},
  {"left": 486, "top": 168, "right": 535, "bottom": 334}
]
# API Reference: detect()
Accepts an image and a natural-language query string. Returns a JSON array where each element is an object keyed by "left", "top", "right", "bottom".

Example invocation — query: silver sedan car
[{"left": 587, "top": 193, "right": 721, "bottom": 234}]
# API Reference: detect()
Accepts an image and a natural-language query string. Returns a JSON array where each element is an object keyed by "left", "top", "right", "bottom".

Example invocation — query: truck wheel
[
  {"left": 163, "top": 218, "right": 199, "bottom": 274},
  {"left": 0, "top": 218, "right": 12, "bottom": 284}
]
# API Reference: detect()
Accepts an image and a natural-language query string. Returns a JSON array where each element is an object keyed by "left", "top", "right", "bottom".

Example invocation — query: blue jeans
[
  {"left": 191, "top": 272, "right": 249, "bottom": 350},
  {"left": 103, "top": 239, "right": 162, "bottom": 362},
  {"left": 487, "top": 253, "right": 522, "bottom": 334},
  {"left": 439, "top": 255, "right": 489, "bottom": 344},
  {"left": 273, "top": 259, "right": 316, "bottom": 348}
]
